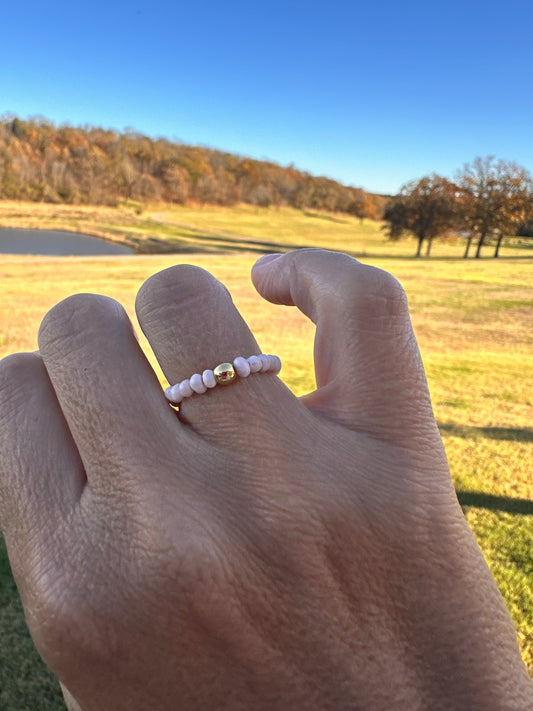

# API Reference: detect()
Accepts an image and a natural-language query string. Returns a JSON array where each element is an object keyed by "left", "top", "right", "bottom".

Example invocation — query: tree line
[
  {"left": 3, "top": 116, "right": 530, "bottom": 258},
  {"left": 383, "top": 157, "right": 533, "bottom": 257},
  {"left": 0, "top": 115, "right": 386, "bottom": 218}
]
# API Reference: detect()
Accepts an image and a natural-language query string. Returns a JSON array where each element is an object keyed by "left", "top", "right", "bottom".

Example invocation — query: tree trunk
[
  {"left": 475, "top": 231, "right": 488, "bottom": 258},
  {"left": 426, "top": 237, "right": 433, "bottom": 256},
  {"left": 494, "top": 233, "right": 504, "bottom": 258},
  {"left": 416, "top": 236, "right": 424, "bottom": 257},
  {"left": 464, "top": 235, "right": 473, "bottom": 258}
]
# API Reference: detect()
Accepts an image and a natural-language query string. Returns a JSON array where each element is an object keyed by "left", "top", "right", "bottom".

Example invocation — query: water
[{"left": 0, "top": 228, "right": 134, "bottom": 255}]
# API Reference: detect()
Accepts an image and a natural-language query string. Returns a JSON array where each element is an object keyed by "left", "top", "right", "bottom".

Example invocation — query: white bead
[
  {"left": 202, "top": 369, "right": 217, "bottom": 388},
  {"left": 179, "top": 379, "right": 194, "bottom": 398},
  {"left": 164, "top": 355, "right": 281, "bottom": 403},
  {"left": 190, "top": 373, "right": 207, "bottom": 394},
  {"left": 247, "top": 355, "right": 262, "bottom": 373},
  {"left": 233, "top": 356, "right": 251, "bottom": 378},
  {"left": 259, "top": 354, "right": 270, "bottom": 372},
  {"left": 168, "top": 384, "right": 183, "bottom": 403}
]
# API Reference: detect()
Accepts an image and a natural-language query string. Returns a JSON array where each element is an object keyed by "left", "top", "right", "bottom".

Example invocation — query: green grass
[
  {"left": 0, "top": 536, "right": 65, "bottom": 709},
  {"left": 0, "top": 204, "right": 532, "bottom": 707}
]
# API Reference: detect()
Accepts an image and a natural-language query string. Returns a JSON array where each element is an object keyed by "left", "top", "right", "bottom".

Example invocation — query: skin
[{"left": 0, "top": 248, "right": 531, "bottom": 711}]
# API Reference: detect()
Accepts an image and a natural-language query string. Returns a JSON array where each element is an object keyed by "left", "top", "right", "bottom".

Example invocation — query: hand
[{"left": 0, "top": 249, "right": 530, "bottom": 710}]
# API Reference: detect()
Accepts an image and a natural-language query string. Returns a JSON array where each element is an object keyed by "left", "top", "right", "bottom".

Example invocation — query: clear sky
[{"left": 1, "top": 0, "right": 532, "bottom": 195}]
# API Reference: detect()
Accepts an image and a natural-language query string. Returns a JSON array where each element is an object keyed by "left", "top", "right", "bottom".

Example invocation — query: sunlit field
[
  {"left": 0, "top": 204, "right": 532, "bottom": 708},
  {"left": 1, "top": 200, "right": 532, "bottom": 257}
]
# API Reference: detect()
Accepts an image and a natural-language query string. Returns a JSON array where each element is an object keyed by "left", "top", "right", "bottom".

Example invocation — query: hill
[{"left": 0, "top": 115, "right": 387, "bottom": 217}]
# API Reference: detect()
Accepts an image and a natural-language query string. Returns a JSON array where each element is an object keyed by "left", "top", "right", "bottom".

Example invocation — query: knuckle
[
  {"left": 21, "top": 563, "right": 81, "bottom": 666},
  {"left": 27, "top": 554, "right": 127, "bottom": 673},
  {"left": 38, "top": 294, "right": 126, "bottom": 355},
  {"left": 343, "top": 266, "right": 409, "bottom": 320},
  {"left": 31, "top": 596, "right": 99, "bottom": 675},
  {"left": 370, "top": 270, "right": 409, "bottom": 316},
  {"left": 0, "top": 349, "right": 38, "bottom": 382},
  {"left": 136, "top": 264, "right": 230, "bottom": 323},
  {"left": 0, "top": 351, "right": 41, "bottom": 406}
]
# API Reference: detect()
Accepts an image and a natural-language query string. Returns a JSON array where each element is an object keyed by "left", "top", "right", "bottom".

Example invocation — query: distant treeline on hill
[{"left": 0, "top": 115, "right": 386, "bottom": 217}]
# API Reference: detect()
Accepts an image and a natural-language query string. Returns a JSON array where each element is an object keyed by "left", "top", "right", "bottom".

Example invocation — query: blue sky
[{"left": 1, "top": 0, "right": 532, "bottom": 194}]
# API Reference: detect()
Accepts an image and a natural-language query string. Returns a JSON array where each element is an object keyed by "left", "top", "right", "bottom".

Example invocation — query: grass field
[
  {"left": 1, "top": 199, "right": 533, "bottom": 258},
  {"left": 0, "top": 203, "right": 532, "bottom": 708}
]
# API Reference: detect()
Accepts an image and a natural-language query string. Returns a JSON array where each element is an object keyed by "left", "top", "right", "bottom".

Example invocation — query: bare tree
[{"left": 456, "top": 157, "right": 533, "bottom": 258}]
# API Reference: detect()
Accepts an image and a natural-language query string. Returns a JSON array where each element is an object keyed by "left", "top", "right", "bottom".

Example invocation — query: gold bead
[{"left": 213, "top": 362, "right": 236, "bottom": 385}]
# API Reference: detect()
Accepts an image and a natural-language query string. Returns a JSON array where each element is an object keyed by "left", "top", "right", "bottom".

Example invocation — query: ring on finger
[{"left": 165, "top": 354, "right": 281, "bottom": 405}]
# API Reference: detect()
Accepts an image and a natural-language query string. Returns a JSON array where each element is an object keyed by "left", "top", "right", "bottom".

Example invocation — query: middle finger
[{"left": 135, "top": 264, "right": 295, "bottom": 439}]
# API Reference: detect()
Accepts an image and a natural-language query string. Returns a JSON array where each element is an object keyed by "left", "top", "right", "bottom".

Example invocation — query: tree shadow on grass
[
  {"left": 175, "top": 232, "right": 311, "bottom": 252},
  {"left": 438, "top": 423, "right": 533, "bottom": 444},
  {"left": 129, "top": 231, "right": 316, "bottom": 255},
  {"left": 302, "top": 211, "right": 351, "bottom": 224},
  {"left": 441, "top": 423, "right": 533, "bottom": 515},
  {"left": 456, "top": 491, "right": 533, "bottom": 515}
]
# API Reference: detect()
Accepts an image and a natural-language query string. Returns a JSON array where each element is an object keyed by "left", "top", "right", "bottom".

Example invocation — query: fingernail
[{"left": 254, "top": 253, "right": 283, "bottom": 268}]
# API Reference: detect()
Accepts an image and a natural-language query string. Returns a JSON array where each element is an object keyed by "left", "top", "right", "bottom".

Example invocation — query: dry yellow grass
[
  {"left": 0, "top": 253, "right": 316, "bottom": 394},
  {"left": 0, "top": 205, "right": 532, "bottom": 698},
  {"left": 2, "top": 200, "right": 533, "bottom": 257}
]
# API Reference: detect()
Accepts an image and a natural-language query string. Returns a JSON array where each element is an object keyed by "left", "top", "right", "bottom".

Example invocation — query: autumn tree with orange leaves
[
  {"left": 383, "top": 175, "right": 460, "bottom": 256},
  {"left": 0, "top": 115, "right": 385, "bottom": 217}
]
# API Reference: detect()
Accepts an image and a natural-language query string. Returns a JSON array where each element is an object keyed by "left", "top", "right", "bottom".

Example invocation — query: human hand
[{"left": 0, "top": 249, "right": 530, "bottom": 710}]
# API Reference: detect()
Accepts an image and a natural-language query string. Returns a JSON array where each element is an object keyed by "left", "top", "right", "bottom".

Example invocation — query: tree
[
  {"left": 456, "top": 157, "right": 533, "bottom": 258},
  {"left": 157, "top": 161, "right": 190, "bottom": 204},
  {"left": 345, "top": 188, "right": 366, "bottom": 221},
  {"left": 0, "top": 115, "right": 383, "bottom": 214},
  {"left": 517, "top": 219, "right": 533, "bottom": 237},
  {"left": 383, "top": 175, "right": 459, "bottom": 257}
]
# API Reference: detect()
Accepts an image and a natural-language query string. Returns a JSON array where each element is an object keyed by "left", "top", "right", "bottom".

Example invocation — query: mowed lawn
[{"left": 0, "top": 206, "right": 532, "bottom": 708}]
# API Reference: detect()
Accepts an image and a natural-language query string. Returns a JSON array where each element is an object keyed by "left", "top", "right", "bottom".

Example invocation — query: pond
[{"left": 0, "top": 228, "right": 134, "bottom": 255}]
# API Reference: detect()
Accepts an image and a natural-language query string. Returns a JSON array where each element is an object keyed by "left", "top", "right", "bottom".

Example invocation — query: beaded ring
[{"left": 165, "top": 354, "right": 281, "bottom": 405}]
